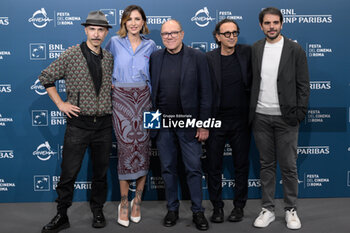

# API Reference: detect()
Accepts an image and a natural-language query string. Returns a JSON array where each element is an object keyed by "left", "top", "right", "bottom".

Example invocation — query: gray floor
[{"left": 1, "top": 198, "right": 349, "bottom": 233}]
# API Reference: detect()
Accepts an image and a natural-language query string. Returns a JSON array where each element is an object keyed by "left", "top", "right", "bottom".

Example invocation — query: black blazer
[
  {"left": 249, "top": 36, "right": 310, "bottom": 126},
  {"left": 150, "top": 45, "right": 212, "bottom": 138},
  {"left": 206, "top": 44, "right": 252, "bottom": 117}
]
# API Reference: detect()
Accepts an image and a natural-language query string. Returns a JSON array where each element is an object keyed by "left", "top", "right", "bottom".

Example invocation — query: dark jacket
[
  {"left": 249, "top": 36, "right": 310, "bottom": 126},
  {"left": 249, "top": 37, "right": 310, "bottom": 126},
  {"left": 206, "top": 44, "right": 252, "bottom": 117},
  {"left": 150, "top": 45, "right": 212, "bottom": 138}
]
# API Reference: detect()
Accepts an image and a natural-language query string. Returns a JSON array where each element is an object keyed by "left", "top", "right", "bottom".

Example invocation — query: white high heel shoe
[
  {"left": 130, "top": 198, "right": 141, "bottom": 223},
  {"left": 117, "top": 203, "right": 129, "bottom": 227}
]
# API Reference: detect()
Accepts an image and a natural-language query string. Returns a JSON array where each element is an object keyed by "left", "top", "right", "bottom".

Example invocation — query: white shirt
[{"left": 256, "top": 37, "right": 284, "bottom": 115}]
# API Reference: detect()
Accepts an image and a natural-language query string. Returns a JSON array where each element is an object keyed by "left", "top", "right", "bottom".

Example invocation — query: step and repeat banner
[{"left": 1, "top": 0, "right": 350, "bottom": 203}]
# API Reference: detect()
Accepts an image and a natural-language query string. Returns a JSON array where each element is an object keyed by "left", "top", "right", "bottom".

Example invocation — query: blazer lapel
[
  {"left": 180, "top": 45, "right": 191, "bottom": 85},
  {"left": 235, "top": 45, "right": 247, "bottom": 87},
  {"left": 256, "top": 39, "right": 265, "bottom": 76},
  {"left": 278, "top": 36, "right": 292, "bottom": 76},
  {"left": 213, "top": 48, "right": 222, "bottom": 91}
]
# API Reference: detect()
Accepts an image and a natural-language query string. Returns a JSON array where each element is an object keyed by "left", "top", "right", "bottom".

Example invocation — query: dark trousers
[
  {"left": 252, "top": 113, "right": 299, "bottom": 211},
  {"left": 56, "top": 123, "right": 112, "bottom": 214},
  {"left": 205, "top": 118, "right": 250, "bottom": 209},
  {"left": 156, "top": 128, "right": 204, "bottom": 213}
]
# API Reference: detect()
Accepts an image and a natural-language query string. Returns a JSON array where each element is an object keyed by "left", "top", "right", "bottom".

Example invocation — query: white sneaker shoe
[
  {"left": 285, "top": 208, "right": 301, "bottom": 230},
  {"left": 253, "top": 208, "right": 275, "bottom": 228}
]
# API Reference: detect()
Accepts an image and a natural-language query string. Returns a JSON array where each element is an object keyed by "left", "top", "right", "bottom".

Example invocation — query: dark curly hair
[
  {"left": 259, "top": 7, "right": 283, "bottom": 24},
  {"left": 212, "top": 19, "right": 240, "bottom": 46}
]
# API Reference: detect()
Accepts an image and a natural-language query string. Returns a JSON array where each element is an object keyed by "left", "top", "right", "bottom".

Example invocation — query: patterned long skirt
[{"left": 112, "top": 82, "right": 151, "bottom": 180}]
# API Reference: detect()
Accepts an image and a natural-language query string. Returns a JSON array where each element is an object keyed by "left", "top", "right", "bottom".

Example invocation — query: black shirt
[
  {"left": 80, "top": 41, "right": 103, "bottom": 96},
  {"left": 157, "top": 45, "right": 184, "bottom": 114},
  {"left": 218, "top": 52, "right": 248, "bottom": 118}
]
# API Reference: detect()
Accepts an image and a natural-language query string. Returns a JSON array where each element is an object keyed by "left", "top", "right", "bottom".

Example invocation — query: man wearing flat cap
[{"left": 40, "top": 11, "right": 113, "bottom": 233}]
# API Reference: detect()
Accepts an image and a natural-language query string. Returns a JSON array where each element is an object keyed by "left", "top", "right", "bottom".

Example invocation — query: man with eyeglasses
[
  {"left": 150, "top": 19, "right": 212, "bottom": 230},
  {"left": 250, "top": 7, "right": 309, "bottom": 229},
  {"left": 205, "top": 19, "right": 252, "bottom": 224}
]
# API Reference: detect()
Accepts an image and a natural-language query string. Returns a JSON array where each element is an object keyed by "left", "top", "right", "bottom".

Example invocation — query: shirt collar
[{"left": 81, "top": 41, "right": 103, "bottom": 59}]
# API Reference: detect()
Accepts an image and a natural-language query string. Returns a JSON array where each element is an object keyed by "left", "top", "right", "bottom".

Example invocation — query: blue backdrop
[{"left": 1, "top": 0, "right": 350, "bottom": 203}]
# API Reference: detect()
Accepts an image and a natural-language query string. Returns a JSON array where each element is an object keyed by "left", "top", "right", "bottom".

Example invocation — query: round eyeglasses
[{"left": 219, "top": 31, "right": 240, "bottom": 38}]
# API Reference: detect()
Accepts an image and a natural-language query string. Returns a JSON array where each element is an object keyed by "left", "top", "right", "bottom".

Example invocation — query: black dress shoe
[
  {"left": 210, "top": 208, "right": 224, "bottom": 223},
  {"left": 228, "top": 207, "right": 244, "bottom": 222},
  {"left": 42, "top": 213, "right": 70, "bottom": 233},
  {"left": 163, "top": 210, "right": 179, "bottom": 227},
  {"left": 92, "top": 210, "right": 106, "bottom": 228},
  {"left": 193, "top": 211, "right": 209, "bottom": 230}
]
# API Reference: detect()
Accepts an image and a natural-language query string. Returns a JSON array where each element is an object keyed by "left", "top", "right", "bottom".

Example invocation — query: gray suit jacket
[{"left": 249, "top": 36, "right": 310, "bottom": 126}]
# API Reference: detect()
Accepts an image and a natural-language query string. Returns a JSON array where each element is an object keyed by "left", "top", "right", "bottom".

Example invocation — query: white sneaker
[
  {"left": 285, "top": 208, "right": 301, "bottom": 229},
  {"left": 253, "top": 208, "right": 275, "bottom": 228}
]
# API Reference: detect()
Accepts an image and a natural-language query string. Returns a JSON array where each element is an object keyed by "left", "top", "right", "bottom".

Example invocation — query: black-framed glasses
[
  {"left": 219, "top": 31, "right": 240, "bottom": 38},
  {"left": 160, "top": 30, "right": 182, "bottom": 38}
]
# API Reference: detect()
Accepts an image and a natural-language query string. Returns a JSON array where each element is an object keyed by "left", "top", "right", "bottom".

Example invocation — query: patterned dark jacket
[{"left": 38, "top": 45, "right": 114, "bottom": 116}]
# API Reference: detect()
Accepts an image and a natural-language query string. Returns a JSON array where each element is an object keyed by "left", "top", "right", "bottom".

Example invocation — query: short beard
[{"left": 266, "top": 32, "right": 280, "bottom": 41}]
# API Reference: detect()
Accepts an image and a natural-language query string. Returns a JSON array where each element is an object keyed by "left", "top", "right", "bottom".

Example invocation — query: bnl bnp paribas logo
[
  {"left": 310, "top": 81, "right": 331, "bottom": 90},
  {"left": 0, "top": 150, "right": 14, "bottom": 159},
  {"left": 191, "top": 7, "right": 215, "bottom": 27},
  {"left": 100, "top": 9, "right": 117, "bottom": 26},
  {"left": 118, "top": 9, "right": 170, "bottom": 25},
  {"left": 191, "top": 42, "right": 208, "bottom": 53},
  {"left": 28, "top": 8, "right": 53, "bottom": 28},
  {"left": 30, "top": 43, "right": 66, "bottom": 60},
  {"left": 281, "top": 9, "right": 332, "bottom": 24},
  {"left": 32, "top": 110, "right": 48, "bottom": 126},
  {"left": 0, "top": 16, "right": 9, "bottom": 26},
  {"left": 0, "top": 84, "right": 11, "bottom": 93},
  {"left": 191, "top": 42, "right": 219, "bottom": 52},
  {"left": 34, "top": 175, "right": 50, "bottom": 191},
  {"left": 32, "top": 110, "right": 66, "bottom": 126},
  {"left": 30, "top": 43, "right": 46, "bottom": 60}
]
